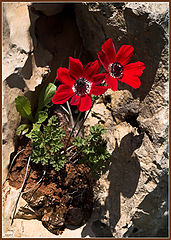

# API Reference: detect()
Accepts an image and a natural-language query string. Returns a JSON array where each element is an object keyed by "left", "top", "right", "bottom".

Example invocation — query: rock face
[
  {"left": 2, "top": 2, "right": 169, "bottom": 238},
  {"left": 81, "top": 2, "right": 169, "bottom": 238}
]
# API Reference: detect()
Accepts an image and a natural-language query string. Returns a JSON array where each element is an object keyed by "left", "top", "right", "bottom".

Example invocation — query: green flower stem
[
  {"left": 53, "top": 77, "right": 57, "bottom": 84},
  {"left": 76, "top": 96, "right": 97, "bottom": 137},
  {"left": 66, "top": 111, "right": 82, "bottom": 148}
]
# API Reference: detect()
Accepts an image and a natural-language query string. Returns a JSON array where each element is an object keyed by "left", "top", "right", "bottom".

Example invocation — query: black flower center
[
  {"left": 73, "top": 77, "right": 92, "bottom": 96},
  {"left": 111, "top": 62, "right": 123, "bottom": 78}
]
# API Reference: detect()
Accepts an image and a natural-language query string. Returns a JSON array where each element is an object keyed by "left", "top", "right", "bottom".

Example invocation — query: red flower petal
[
  {"left": 90, "top": 85, "right": 108, "bottom": 96},
  {"left": 105, "top": 74, "right": 118, "bottom": 91},
  {"left": 69, "top": 57, "right": 83, "bottom": 79},
  {"left": 97, "top": 51, "right": 110, "bottom": 71},
  {"left": 115, "top": 45, "right": 134, "bottom": 66},
  {"left": 124, "top": 61, "right": 145, "bottom": 77},
  {"left": 83, "top": 60, "right": 100, "bottom": 80},
  {"left": 119, "top": 73, "right": 141, "bottom": 89},
  {"left": 52, "top": 85, "right": 74, "bottom": 104},
  {"left": 92, "top": 72, "right": 107, "bottom": 84},
  {"left": 57, "top": 67, "right": 75, "bottom": 86},
  {"left": 101, "top": 38, "right": 116, "bottom": 63},
  {"left": 78, "top": 95, "right": 91, "bottom": 112},
  {"left": 70, "top": 95, "right": 80, "bottom": 106}
]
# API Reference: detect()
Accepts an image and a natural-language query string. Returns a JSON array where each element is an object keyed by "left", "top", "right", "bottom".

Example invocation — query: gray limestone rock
[
  {"left": 2, "top": 2, "right": 169, "bottom": 238},
  {"left": 80, "top": 2, "right": 169, "bottom": 238}
]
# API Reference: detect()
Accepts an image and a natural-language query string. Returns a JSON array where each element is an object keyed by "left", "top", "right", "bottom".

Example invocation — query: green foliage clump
[
  {"left": 73, "top": 124, "right": 110, "bottom": 177},
  {"left": 14, "top": 83, "right": 110, "bottom": 175},
  {"left": 26, "top": 115, "right": 66, "bottom": 171},
  {"left": 15, "top": 83, "right": 57, "bottom": 136}
]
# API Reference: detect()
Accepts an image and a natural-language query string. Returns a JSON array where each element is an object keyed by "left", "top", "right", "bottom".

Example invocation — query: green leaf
[
  {"left": 25, "top": 131, "right": 32, "bottom": 139},
  {"left": 29, "top": 114, "right": 67, "bottom": 172},
  {"left": 73, "top": 136, "right": 86, "bottom": 147},
  {"left": 16, "top": 124, "right": 30, "bottom": 136},
  {"left": 25, "top": 123, "right": 41, "bottom": 139},
  {"left": 38, "top": 83, "right": 57, "bottom": 111},
  {"left": 35, "top": 110, "right": 48, "bottom": 123},
  {"left": 15, "top": 96, "right": 33, "bottom": 121}
]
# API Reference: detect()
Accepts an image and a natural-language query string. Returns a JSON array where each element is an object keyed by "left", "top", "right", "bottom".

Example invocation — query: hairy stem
[
  {"left": 61, "top": 145, "right": 76, "bottom": 155},
  {"left": 22, "top": 170, "right": 46, "bottom": 194},
  {"left": 66, "top": 101, "right": 74, "bottom": 130},
  {"left": 60, "top": 105, "right": 69, "bottom": 115},
  {"left": 76, "top": 97, "right": 97, "bottom": 137},
  {"left": 66, "top": 111, "right": 82, "bottom": 148},
  {"left": 11, "top": 152, "right": 32, "bottom": 225}
]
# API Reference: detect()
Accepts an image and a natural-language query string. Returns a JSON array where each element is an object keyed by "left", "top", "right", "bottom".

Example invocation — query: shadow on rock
[
  {"left": 5, "top": 73, "right": 26, "bottom": 90},
  {"left": 81, "top": 132, "right": 144, "bottom": 237},
  {"left": 120, "top": 8, "right": 167, "bottom": 101},
  {"left": 123, "top": 173, "right": 168, "bottom": 237},
  {"left": 105, "top": 132, "right": 144, "bottom": 231}
]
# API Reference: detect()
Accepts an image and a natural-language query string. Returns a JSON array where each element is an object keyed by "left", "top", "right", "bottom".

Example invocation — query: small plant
[
  {"left": 10, "top": 38, "right": 145, "bottom": 227},
  {"left": 73, "top": 124, "right": 110, "bottom": 177},
  {"left": 26, "top": 115, "right": 66, "bottom": 171},
  {"left": 15, "top": 83, "right": 57, "bottom": 136},
  {"left": 13, "top": 38, "right": 145, "bottom": 175},
  {"left": 14, "top": 38, "right": 145, "bottom": 175}
]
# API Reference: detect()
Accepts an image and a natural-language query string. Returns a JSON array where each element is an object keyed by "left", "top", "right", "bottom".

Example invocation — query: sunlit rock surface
[{"left": 2, "top": 2, "right": 169, "bottom": 238}]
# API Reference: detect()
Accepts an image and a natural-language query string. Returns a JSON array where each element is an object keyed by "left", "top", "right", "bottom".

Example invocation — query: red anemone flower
[
  {"left": 97, "top": 38, "right": 145, "bottom": 91},
  {"left": 52, "top": 57, "right": 107, "bottom": 112}
]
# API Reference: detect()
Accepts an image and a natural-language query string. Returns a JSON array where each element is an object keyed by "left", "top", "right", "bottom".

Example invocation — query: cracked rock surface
[{"left": 2, "top": 2, "right": 169, "bottom": 238}]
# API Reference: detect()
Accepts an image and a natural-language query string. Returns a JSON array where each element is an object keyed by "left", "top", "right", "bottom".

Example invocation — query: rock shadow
[
  {"left": 121, "top": 8, "right": 167, "bottom": 101},
  {"left": 105, "top": 133, "right": 144, "bottom": 231},
  {"left": 26, "top": 3, "right": 85, "bottom": 107},
  {"left": 21, "top": 53, "right": 33, "bottom": 80},
  {"left": 5, "top": 73, "right": 26, "bottom": 90},
  {"left": 28, "top": 4, "right": 83, "bottom": 71},
  {"left": 81, "top": 132, "right": 144, "bottom": 237},
  {"left": 123, "top": 173, "right": 168, "bottom": 237}
]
